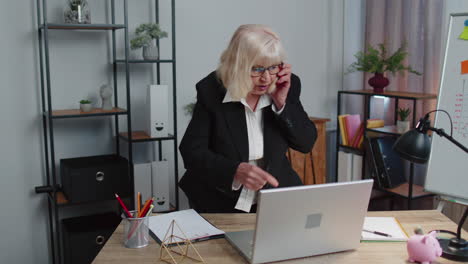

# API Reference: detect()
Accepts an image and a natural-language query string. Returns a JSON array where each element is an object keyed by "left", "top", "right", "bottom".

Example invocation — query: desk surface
[{"left": 93, "top": 210, "right": 467, "bottom": 264}]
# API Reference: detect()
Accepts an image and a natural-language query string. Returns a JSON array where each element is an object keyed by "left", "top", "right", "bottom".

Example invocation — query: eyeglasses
[{"left": 251, "top": 63, "right": 283, "bottom": 77}]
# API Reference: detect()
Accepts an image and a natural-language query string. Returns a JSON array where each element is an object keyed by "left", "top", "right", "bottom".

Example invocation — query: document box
[{"left": 61, "top": 154, "right": 131, "bottom": 203}]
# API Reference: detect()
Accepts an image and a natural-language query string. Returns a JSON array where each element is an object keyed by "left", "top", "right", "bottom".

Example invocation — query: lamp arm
[{"left": 428, "top": 127, "right": 468, "bottom": 153}]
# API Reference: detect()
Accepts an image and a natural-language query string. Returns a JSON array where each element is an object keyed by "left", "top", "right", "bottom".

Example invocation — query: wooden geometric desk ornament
[{"left": 159, "top": 220, "right": 206, "bottom": 264}]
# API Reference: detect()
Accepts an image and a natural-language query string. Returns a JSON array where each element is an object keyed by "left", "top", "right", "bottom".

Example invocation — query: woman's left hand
[{"left": 270, "top": 63, "right": 291, "bottom": 110}]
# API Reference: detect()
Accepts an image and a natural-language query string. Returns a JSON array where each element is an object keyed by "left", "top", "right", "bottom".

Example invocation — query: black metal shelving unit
[
  {"left": 117, "top": 0, "right": 179, "bottom": 212},
  {"left": 335, "top": 89, "right": 437, "bottom": 210},
  {"left": 34, "top": 0, "right": 132, "bottom": 263}
]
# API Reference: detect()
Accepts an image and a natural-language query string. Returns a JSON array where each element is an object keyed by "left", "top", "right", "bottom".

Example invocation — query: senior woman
[{"left": 179, "top": 24, "right": 317, "bottom": 213}]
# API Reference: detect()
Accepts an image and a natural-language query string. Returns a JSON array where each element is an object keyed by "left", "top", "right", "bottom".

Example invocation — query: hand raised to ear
[{"left": 270, "top": 63, "right": 291, "bottom": 110}]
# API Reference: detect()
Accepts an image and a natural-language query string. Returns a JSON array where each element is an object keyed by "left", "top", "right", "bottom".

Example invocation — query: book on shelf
[
  {"left": 366, "top": 119, "right": 385, "bottom": 128},
  {"left": 344, "top": 114, "right": 362, "bottom": 147},
  {"left": 338, "top": 114, "right": 364, "bottom": 148},
  {"left": 351, "top": 123, "right": 365, "bottom": 149},
  {"left": 338, "top": 114, "right": 349, "bottom": 145}
]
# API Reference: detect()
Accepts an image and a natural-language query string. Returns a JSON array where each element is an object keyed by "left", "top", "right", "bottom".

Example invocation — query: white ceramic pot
[
  {"left": 397, "top": 120, "right": 410, "bottom": 133},
  {"left": 129, "top": 48, "right": 143, "bottom": 60},
  {"left": 142, "top": 44, "right": 159, "bottom": 60},
  {"left": 80, "top": 103, "right": 92, "bottom": 112}
]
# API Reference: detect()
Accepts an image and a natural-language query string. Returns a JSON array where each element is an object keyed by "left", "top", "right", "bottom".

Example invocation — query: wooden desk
[{"left": 93, "top": 210, "right": 466, "bottom": 264}]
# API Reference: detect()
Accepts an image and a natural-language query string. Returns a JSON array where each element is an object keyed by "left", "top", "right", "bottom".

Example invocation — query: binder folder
[{"left": 365, "top": 136, "right": 407, "bottom": 189}]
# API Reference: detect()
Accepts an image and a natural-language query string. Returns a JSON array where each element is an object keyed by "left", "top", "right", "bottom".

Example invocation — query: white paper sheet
[
  {"left": 361, "top": 217, "right": 408, "bottom": 241},
  {"left": 148, "top": 209, "right": 225, "bottom": 244}
]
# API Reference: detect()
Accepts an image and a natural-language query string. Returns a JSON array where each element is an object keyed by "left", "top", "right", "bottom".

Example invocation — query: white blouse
[{"left": 222, "top": 92, "right": 284, "bottom": 212}]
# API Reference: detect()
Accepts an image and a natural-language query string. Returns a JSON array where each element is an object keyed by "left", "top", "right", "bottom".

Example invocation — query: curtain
[{"left": 365, "top": 0, "right": 445, "bottom": 123}]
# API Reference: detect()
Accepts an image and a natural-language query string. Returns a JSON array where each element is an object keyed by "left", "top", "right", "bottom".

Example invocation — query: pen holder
[{"left": 122, "top": 211, "right": 149, "bottom": 248}]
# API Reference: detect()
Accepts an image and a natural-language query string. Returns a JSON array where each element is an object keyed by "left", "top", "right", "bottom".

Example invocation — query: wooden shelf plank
[
  {"left": 309, "top": 116, "right": 331, "bottom": 124},
  {"left": 338, "top": 144, "right": 364, "bottom": 155},
  {"left": 115, "top": 59, "right": 174, "bottom": 64},
  {"left": 383, "top": 183, "right": 433, "bottom": 199},
  {"left": 339, "top": 89, "right": 437, "bottom": 100},
  {"left": 49, "top": 107, "right": 127, "bottom": 118},
  {"left": 367, "top": 125, "right": 406, "bottom": 136},
  {"left": 119, "top": 131, "right": 175, "bottom": 142},
  {"left": 40, "top": 23, "right": 125, "bottom": 30},
  {"left": 55, "top": 192, "right": 69, "bottom": 205},
  {"left": 54, "top": 191, "right": 132, "bottom": 206}
]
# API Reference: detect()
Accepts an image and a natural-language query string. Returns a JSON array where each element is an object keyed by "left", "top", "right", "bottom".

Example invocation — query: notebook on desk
[
  {"left": 148, "top": 209, "right": 225, "bottom": 244},
  {"left": 225, "top": 180, "right": 374, "bottom": 264},
  {"left": 361, "top": 217, "right": 408, "bottom": 241}
]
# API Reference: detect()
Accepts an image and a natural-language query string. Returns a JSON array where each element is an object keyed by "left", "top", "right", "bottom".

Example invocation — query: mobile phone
[{"left": 276, "top": 63, "right": 284, "bottom": 83}]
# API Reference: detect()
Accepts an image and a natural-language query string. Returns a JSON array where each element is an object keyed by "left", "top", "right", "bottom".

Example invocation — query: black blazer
[{"left": 179, "top": 71, "right": 317, "bottom": 212}]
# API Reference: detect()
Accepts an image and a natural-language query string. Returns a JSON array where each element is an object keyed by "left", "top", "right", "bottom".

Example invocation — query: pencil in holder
[{"left": 122, "top": 210, "right": 150, "bottom": 248}]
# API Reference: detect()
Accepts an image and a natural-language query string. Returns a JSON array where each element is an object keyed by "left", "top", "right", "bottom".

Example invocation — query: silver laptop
[{"left": 225, "top": 179, "right": 373, "bottom": 264}]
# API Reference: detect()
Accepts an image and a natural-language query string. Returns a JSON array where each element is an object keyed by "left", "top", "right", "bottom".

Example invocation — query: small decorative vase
[
  {"left": 99, "top": 84, "right": 113, "bottom": 110},
  {"left": 397, "top": 120, "right": 410, "bottom": 133},
  {"left": 368, "top": 73, "right": 389, "bottom": 93},
  {"left": 64, "top": 1, "right": 91, "bottom": 24},
  {"left": 80, "top": 103, "right": 92, "bottom": 112},
  {"left": 142, "top": 44, "right": 159, "bottom": 60}
]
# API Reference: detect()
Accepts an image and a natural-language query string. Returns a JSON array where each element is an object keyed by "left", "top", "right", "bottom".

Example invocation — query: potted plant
[
  {"left": 183, "top": 101, "right": 196, "bottom": 116},
  {"left": 80, "top": 99, "right": 92, "bottom": 112},
  {"left": 64, "top": 0, "right": 91, "bottom": 24},
  {"left": 130, "top": 23, "right": 168, "bottom": 60},
  {"left": 397, "top": 107, "right": 411, "bottom": 133},
  {"left": 347, "top": 43, "right": 422, "bottom": 93}
]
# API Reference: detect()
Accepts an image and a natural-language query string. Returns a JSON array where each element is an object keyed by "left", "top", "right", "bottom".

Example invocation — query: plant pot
[
  {"left": 80, "top": 103, "right": 92, "bottom": 112},
  {"left": 397, "top": 120, "right": 410, "bottom": 133},
  {"left": 129, "top": 48, "right": 143, "bottom": 60},
  {"left": 142, "top": 44, "right": 159, "bottom": 60},
  {"left": 368, "top": 73, "right": 389, "bottom": 93}
]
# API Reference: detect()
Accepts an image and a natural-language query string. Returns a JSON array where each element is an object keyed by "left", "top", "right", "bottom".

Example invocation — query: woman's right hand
[{"left": 234, "top": 163, "right": 279, "bottom": 191}]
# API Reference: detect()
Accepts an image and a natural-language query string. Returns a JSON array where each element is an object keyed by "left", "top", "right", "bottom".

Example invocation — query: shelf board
[
  {"left": 47, "top": 107, "right": 127, "bottom": 119},
  {"left": 380, "top": 183, "right": 434, "bottom": 199},
  {"left": 339, "top": 89, "right": 437, "bottom": 100},
  {"left": 119, "top": 131, "right": 175, "bottom": 142},
  {"left": 40, "top": 23, "right": 126, "bottom": 30},
  {"left": 54, "top": 192, "right": 69, "bottom": 205},
  {"left": 338, "top": 145, "right": 364, "bottom": 155},
  {"left": 367, "top": 125, "right": 405, "bottom": 136},
  {"left": 51, "top": 191, "right": 131, "bottom": 207},
  {"left": 154, "top": 204, "right": 177, "bottom": 214},
  {"left": 115, "top": 59, "right": 174, "bottom": 64},
  {"left": 309, "top": 116, "right": 331, "bottom": 124}
]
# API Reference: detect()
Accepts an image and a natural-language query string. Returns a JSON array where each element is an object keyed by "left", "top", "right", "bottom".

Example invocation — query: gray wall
[
  {"left": 0, "top": 1, "right": 50, "bottom": 263},
  {"left": 0, "top": 0, "right": 356, "bottom": 263}
]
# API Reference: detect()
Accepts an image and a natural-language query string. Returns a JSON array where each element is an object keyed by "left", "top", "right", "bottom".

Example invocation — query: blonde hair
[{"left": 216, "top": 24, "right": 286, "bottom": 100}]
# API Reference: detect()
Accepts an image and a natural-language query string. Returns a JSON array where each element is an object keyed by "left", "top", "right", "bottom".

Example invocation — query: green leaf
[{"left": 345, "top": 42, "right": 422, "bottom": 76}]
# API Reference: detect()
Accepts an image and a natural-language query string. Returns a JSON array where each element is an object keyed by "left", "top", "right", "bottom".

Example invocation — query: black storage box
[
  {"left": 364, "top": 136, "right": 406, "bottom": 188},
  {"left": 62, "top": 212, "right": 121, "bottom": 264},
  {"left": 61, "top": 155, "right": 131, "bottom": 203}
]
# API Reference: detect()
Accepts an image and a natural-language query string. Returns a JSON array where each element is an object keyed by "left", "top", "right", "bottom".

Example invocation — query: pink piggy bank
[{"left": 407, "top": 231, "right": 442, "bottom": 264}]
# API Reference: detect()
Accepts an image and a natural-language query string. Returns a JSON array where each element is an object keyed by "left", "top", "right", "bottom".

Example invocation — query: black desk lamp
[{"left": 393, "top": 110, "right": 468, "bottom": 261}]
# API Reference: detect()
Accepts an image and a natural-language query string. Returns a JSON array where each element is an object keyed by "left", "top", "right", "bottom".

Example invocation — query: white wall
[
  {"left": 0, "top": 0, "right": 348, "bottom": 262},
  {"left": 342, "top": 0, "right": 366, "bottom": 117}
]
